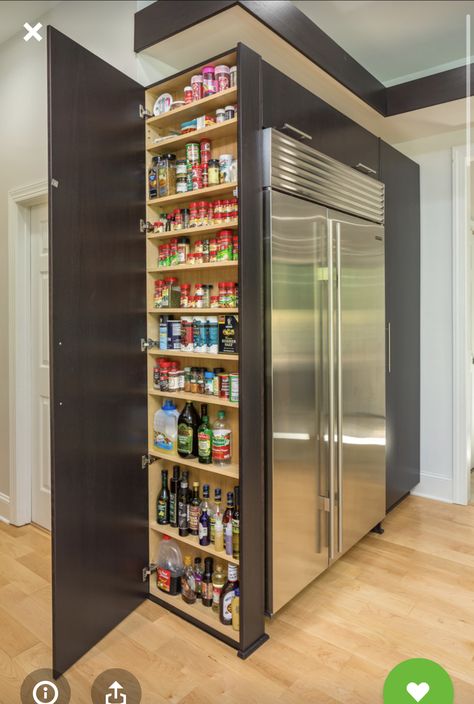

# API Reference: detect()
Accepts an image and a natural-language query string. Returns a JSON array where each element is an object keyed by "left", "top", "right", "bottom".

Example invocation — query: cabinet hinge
[
  {"left": 142, "top": 563, "right": 157, "bottom": 582},
  {"left": 141, "top": 337, "right": 156, "bottom": 352},
  {"left": 140, "top": 218, "right": 153, "bottom": 234},
  {"left": 318, "top": 496, "right": 330, "bottom": 512},
  {"left": 141, "top": 454, "right": 157, "bottom": 470},
  {"left": 139, "top": 104, "right": 152, "bottom": 119}
]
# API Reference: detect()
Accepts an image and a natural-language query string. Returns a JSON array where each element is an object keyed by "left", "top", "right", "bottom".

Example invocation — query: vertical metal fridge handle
[
  {"left": 387, "top": 322, "right": 391, "bottom": 374},
  {"left": 335, "top": 224, "right": 343, "bottom": 555},
  {"left": 327, "top": 222, "right": 336, "bottom": 561}
]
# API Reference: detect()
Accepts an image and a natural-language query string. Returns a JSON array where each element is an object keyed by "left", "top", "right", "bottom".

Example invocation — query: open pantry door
[{"left": 48, "top": 27, "right": 148, "bottom": 674}]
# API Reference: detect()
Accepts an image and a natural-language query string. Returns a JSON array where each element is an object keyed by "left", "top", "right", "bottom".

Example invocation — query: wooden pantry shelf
[
  {"left": 148, "top": 308, "right": 238, "bottom": 315},
  {"left": 146, "top": 117, "right": 237, "bottom": 153},
  {"left": 148, "top": 447, "right": 239, "bottom": 479},
  {"left": 147, "top": 182, "right": 237, "bottom": 208},
  {"left": 147, "top": 221, "right": 238, "bottom": 240},
  {"left": 146, "top": 88, "right": 237, "bottom": 130},
  {"left": 148, "top": 349, "right": 238, "bottom": 361},
  {"left": 150, "top": 522, "right": 240, "bottom": 565},
  {"left": 149, "top": 582, "right": 239, "bottom": 642},
  {"left": 148, "top": 388, "right": 238, "bottom": 409},
  {"left": 148, "top": 261, "right": 238, "bottom": 274}
]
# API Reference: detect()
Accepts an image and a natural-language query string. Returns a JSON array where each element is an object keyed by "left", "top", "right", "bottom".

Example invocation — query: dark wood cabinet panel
[
  {"left": 48, "top": 27, "right": 148, "bottom": 674},
  {"left": 380, "top": 141, "right": 420, "bottom": 510},
  {"left": 261, "top": 61, "right": 379, "bottom": 177}
]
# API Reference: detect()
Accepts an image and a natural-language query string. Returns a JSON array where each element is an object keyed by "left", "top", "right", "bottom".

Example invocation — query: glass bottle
[
  {"left": 194, "top": 557, "right": 203, "bottom": 598},
  {"left": 232, "top": 485, "right": 240, "bottom": 560},
  {"left": 189, "top": 481, "right": 201, "bottom": 536},
  {"left": 232, "top": 587, "right": 240, "bottom": 632},
  {"left": 212, "top": 564, "right": 226, "bottom": 613},
  {"left": 201, "top": 557, "right": 214, "bottom": 607},
  {"left": 210, "top": 488, "right": 222, "bottom": 546},
  {"left": 200, "top": 403, "right": 208, "bottom": 422},
  {"left": 177, "top": 401, "right": 199, "bottom": 459},
  {"left": 178, "top": 474, "right": 189, "bottom": 537},
  {"left": 199, "top": 485, "right": 211, "bottom": 547},
  {"left": 198, "top": 415, "right": 212, "bottom": 464},
  {"left": 156, "top": 469, "right": 169, "bottom": 525},
  {"left": 169, "top": 465, "right": 180, "bottom": 528},
  {"left": 181, "top": 555, "right": 196, "bottom": 604},
  {"left": 223, "top": 491, "right": 234, "bottom": 555},
  {"left": 219, "top": 564, "right": 239, "bottom": 625},
  {"left": 212, "top": 411, "right": 232, "bottom": 465}
]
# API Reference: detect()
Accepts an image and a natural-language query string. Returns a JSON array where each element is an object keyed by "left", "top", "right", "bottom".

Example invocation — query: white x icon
[{"left": 23, "top": 22, "right": 42, "bottom": 42}]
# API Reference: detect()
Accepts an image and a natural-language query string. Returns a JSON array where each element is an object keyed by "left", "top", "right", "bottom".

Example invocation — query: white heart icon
[{"left": 406, "top": 682, "right": 430, "bottom": 702}]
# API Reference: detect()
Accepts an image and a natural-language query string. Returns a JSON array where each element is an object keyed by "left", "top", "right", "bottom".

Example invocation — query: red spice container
[
  {"left": 200, "top": 139, "right": 212, "bottom": 165},
  {"left": 184, "top": 86, "right": 193, "bottom": 103},
  {"left": 189, "top": 202, "right": 198, "bottom": 227},
  {"left": 191, "top": 75, "right": 203, "bottom": 101}
]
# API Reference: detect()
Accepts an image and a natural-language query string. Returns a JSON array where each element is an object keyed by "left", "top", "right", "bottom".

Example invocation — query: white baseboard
[
  {"left": 0, "top": 492, "right": 10, "bottom": 523},
  {"left": 411, "top": 472, "right": 453, "bottom": 503}
]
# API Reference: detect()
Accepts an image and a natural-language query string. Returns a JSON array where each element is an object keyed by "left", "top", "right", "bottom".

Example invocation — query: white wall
[{"left": 0, "top": 1, "right": 163, "bottom": 518}]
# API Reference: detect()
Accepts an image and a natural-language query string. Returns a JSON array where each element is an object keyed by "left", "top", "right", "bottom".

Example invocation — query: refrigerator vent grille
[{"left": 266, "top": 130, "right": 385, "bottom": 224}]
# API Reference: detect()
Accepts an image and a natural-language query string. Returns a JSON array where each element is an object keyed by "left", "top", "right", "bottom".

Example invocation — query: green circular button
[{"left": 383, "top": 659, "right": 454, "bottom": 703}]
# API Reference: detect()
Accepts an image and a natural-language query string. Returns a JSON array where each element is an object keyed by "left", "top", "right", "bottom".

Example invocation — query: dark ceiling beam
[{"left": 386, "top": 64, "right": 474, "bottom": 115}]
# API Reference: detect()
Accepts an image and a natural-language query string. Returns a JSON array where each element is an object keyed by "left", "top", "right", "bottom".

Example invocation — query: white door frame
[
  {"left": 8, "top": 180, "right": 48, "bottom": 526},
  {"left": 452, "top": 145, "right": 471, "bottom": 505}
]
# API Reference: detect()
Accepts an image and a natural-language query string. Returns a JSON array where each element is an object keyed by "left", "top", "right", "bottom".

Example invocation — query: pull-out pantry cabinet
[{"left": 48, "top": 27, "right": 267, "bottom": 674}]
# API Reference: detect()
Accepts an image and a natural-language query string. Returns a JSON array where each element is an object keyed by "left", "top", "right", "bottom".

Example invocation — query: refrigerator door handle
[
  {"left": 335, "top": 223, "right": 343, "bottom": 555},
  {"left": 387, "top": 321, "right": 391, "bottom": 374},
  {"left": 327, "top": 220, "right": 336, "bottom": 560}
]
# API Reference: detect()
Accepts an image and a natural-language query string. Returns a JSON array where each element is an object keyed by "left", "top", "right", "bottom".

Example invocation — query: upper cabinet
[{"left": 261, "top": 62, "right": 380, "bottom": 178}]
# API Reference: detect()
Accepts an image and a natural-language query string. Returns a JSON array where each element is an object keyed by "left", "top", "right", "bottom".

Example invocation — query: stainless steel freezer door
[
  {"left": 267, "top": 190, "right": 329, "bottom": 613},
  {"left": 329, "top": 211, "right": 386, "bottom": 557}
]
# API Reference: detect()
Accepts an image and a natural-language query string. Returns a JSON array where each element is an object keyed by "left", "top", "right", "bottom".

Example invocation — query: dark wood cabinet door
[
  {"left": 262, "top": 62, "right": 379, "bottom": 177},
  {"left": 380, "top": 140, "right": 421, "bottom": 510},
  {"left": 48, "top": 27, "right": 147, "bottom": 674}
]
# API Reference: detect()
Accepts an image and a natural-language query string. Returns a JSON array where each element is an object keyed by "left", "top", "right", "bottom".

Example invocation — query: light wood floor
[{"left": 1, "top": 495, "right": 474, "bottom": 703}]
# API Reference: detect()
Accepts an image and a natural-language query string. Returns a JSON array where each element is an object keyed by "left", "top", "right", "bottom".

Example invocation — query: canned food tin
[
  {"left": 229, "top": 373, "right": 239, "bottom": 402},
  {"left": 185, "top": 142, "right": 200, "bottom": 165},
  {"left": 219, "top": 373, "right": 230, "bottom": 399}
]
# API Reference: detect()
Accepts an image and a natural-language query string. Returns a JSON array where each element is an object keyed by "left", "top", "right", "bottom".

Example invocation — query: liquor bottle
[
  {"left": 212, "top": 411, "right": 232, "bottom": 465},
  {"left": 183, "top": 469, "right": 192, "bottom": 526},
  {"left": 169, "top": 465, "right": 180, "bottom": 528},
  {"left": 198, "top": 415, "right": 212, "bottom": 464},
  {"left": 210, "top": 488, "right": 222, "bottom": 544},
  {"left": 201, "top": 557, "right": 214, "bottom": 607},
  {"left": 178, "top": 474, "right": 189, "bottom": 537},
  {"left": 200, "top": 403, "right": 208, "bottom": 422},
  {"left": 219, "top": 564, "right": 239, "bottom": 625},
  {"left": 181, "top": 555, "right": 196, "bottom": 604},
  {"left": 156, "top": 469, "right": 170, "bottom": 525},
  {"left": 211, "top": 564, "right": 226, "bottom": 613},
  {"left": 223, "top": 491, "right": 234, "bottom": 555},
  {"left": 232, "top": 586, "right": 240, "bottom": 632},
  {"left": 189, "top": 481, "right": 201, "bottom": 536},
  {"left": 194, "top": 557, "right": 203, "bottom": 598},
  {"left": 177, "top": 401, "right": 199, "bottom": 458},
  {"left": 214, "top": 503, "right": 224, "bottom": 553},
  {"left": 232, "top": 486, "right": 240, "bottom": 560}
]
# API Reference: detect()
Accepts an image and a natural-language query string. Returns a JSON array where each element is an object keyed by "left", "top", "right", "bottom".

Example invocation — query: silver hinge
[
  {"left": 142, "top": 563, "right": 157, "bottom": 582},
  {"left": 51, "top": 178, "right": 59, "bottom": 188},
  {"left": 141, "top": 454, "right": 157, "bottom": 469},
  {"left": 139, "top": 104, "right": 152, "bottom": 119},
  {"left": 140, "top": 219, "right": 153, "bottom": 234},
  {"left": 141, "top": 337, "right": 156, "bottom": 352},
  {"left": 318, "top": 496, "right": 330, "bottom": 512}
]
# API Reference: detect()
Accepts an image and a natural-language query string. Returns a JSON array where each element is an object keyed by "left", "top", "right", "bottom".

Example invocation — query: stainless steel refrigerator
[{"left": 264, "top": 129, "right": 386, "bottom": 614}]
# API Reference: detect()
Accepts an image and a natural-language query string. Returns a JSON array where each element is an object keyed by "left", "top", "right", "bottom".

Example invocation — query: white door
[{"left": 30, "top": 202, "right": 51, "bottom": 530}]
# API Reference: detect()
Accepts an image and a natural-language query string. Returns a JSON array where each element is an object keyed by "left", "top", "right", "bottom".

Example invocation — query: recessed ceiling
[
  {"left": 0, "top": 0, "right": 61, "bottom": 45},
  {"left": 292, "top": 0, "right": 473, "bottom": 85}
]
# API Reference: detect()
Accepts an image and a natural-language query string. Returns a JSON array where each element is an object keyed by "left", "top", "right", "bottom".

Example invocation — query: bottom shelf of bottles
[{"left": 149, "top": 569, "right": 240, "bottom": 642}]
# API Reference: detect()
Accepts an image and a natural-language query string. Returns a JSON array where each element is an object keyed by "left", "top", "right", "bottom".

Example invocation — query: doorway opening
[{"left": 8, "top": 181, "right": 51, "bottom": 530}]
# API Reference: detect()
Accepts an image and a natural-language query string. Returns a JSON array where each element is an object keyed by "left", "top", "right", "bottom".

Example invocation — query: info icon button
[{"left": 20, "top": 668, "right": 71, "bottom": 704}]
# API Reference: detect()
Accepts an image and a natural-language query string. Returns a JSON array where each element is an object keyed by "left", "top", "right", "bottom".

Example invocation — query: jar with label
[
  {"left": 208, "top": 160, "right": 220, "bottom": 186},
  {"left": 215, "top": 65, "right": 230, "bottom": 91},
  {"left": 160, "top": 361, "right": 171, "bottom": 391},
  {"left": 191, "top": 75, "right": 203, "bottom": 101},
  {"left": 206, "top": 317, "right": 219, "bottom": 354},
  {"left": 200, "top": 139, "right": 211, "bottom": 165},
  {"left": 197, "top": 368, "right": 206, "bottom": 394},
  {"left": 210, "top": 295, "right": 220, "bottom": 308},
  {"left": 202, "top": 239, "right": 210, "bottom": 263},
  {"left": 204, "top": 371, "right": 214, "bottom": 395},
  {"left": 153, "top": 365, "right": 160, "bottom": 390},
  {"left": 217, "top": 230, "right": 233, "bottom": 261},
  {"left": 154, "top": 280, "right": 164, "bottom": 307},
  {"left": 176, "top": 159, "right": 187, "bottom": 176},
  {"left": 181, "top": 208, "right": 190, "bottom": 229},
  {"left": 176, "top": 175, "right": 187, "bottom": 193},
  {"left": 169, "top": 238, "right": 179, "bottom": 266},
  {"left": 225, "top": 282, "right": 236, "bottom": 307},
  {"left": 213, "top": 200, "right": 222, "bottom": 225},
  {"left": 169, "top": 365, "right": 180, "bottom": 392},
  {"left": 174, "top": 209, "right": 183, "bottom": 230},
  {"left": 177, "top": 237, "right": 190, "bottom": 264},
  {"left": 213, "top": 368, "right": 224, "bottom": 396},
  {"left": 197, "top": 202, "right": 208, "bottom": 226},
  {"left": 232, "top": 235, "right": 239, "bottom": 260},
  {"left": 180, "top": 284, "right": 191, "bottom": 308},
  {"left": 209, "top": 239, "right": 218, "bottom": 262},
  {"left": 184, "top": 86, "right": 193, "bottom": 103},
  {"left": 202, "top": 284, "right": 213, "bottom": 308},
  {"left": 158, "top": 154, "right": 177, "bottom": 197},
  {"left": 195, "top": 283, "right": 204, "bottom": 309},
  {"left": 185, "top": 142, "right": 200, "bottom": 166},
  {"left": 230, "top": 65, "right": 237, "bottom": 87},
  {"left": 223, "top": 199, "right": 233, "bottom": 224},
  {"left": 189, "top": 202, "right": 198, "bottom": 227},
  {"left": 190, "top": 367, "right": 199, "bottom": 393},
  {"left": 181, "top": 317, "right": 194, "bottom": 352},
  {"left": 207, "top": 201, "right": 214, "bottom": 224},
  {"left": 230, "top": 160, "right": 238, "bottom": 183},
  {"left": 230, "top": 197, "right": 238, "bottom": 220},
  {"left": 202, "top": 66, "right": 217, "bottom": 96},
  {"left": 202, "top": 166, "right": 208, "bottom": 189},
  {"left": 225, "top": 105, "right": 235, "bottom": 121},
  {"left": 219, "top": 154, "right": 233, "bottom": 183},
  {"left": 216, "top": 108, "right": 225, "bottom": 124},
  {"left": 218, "top": 282, "right": 226, "bottom": 307},
  {"left": 192, "top": 164, "right": 203, "bottom": 191},
  {"left": 184, "top": 367, "right": 191, "bottom": 392}
]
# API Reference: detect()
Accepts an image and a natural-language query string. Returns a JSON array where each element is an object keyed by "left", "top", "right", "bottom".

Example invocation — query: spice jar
[
  {"left": 210, "top": 295, "right": 220, "bottom": 308},
  {"left": 180, "top": 284, "right": 191, "bottom": 308},
  {"left": 213, "top": 367, "right": 224, "bottom": 396},
  {"left": 160, "top": 361, "right": 171, "bottom": 391},
  {"left": 204, "top": 371, "right": 214, "bottom": 395},
  {"left": 197, "top": 368, "right": 206, "bottom": 395},
  {"left": 202, "top": 66, "right": 217, "bottom": 97},
  {"left": 190, "top": 367, "right": 199, "bottom": 393},
  {"left": 195, "top": 283, "right": 204, "bottom": 309},
  {"left": 209, "top": 239, "right": 218, "bottom": 262},
  {"left": 202, "top": 284, "right": 213, "bottom": 308},
  {"left": 197, "top": 202, "right": 208, "bottom": 226},
  {"left": 181, "top": 208, "right": 190, "bottom": 229},
  {"left": 230, "top": 197, "right": 238, "bottom": 220},
  {"left": 153, "top": 364, "right": 160, "bottom": 390},
  {"left": 225, "top": 282, "right": 236, "bottom": 307},
  {"left": 168, "top": 363, "right": 180, "bottom": 392},
  {"left": 217, "top": 229, "right": 233, "bottom": 261},
  {"left": 218, "top": 281, "right": 226, "bottom": 307},
  {"left": 169, "top": 238, "right": 179, "bottom": 265},
  {"left": 192, "top": 164, "right": 203, "bottom": 191},
  {"left": 189, "top": 202, "right": 198, "bottom": 227},
  {"left": 173, "top": 208, "right": 183, "bottom": 230},
  {"left": 215, "top": 65, "right": 230, "bottom": 92},
  {"left": 200, "top": 139, "right": 211, "bottom": 165},
  {"left": 216, "top": 108, "right": 225, "bottom": 124},
  {"left": 208, "top": 159, "right": 220, "bottom": 186},
  {"left": 183, "top": 366, "right": 191, "bottom": 392},
  {"left": 177, "top": 237, "right": 190, "bottom": 263},
  {"left": 232, "top": 235, "right": 239, "bottom": 260},
  {"left": 184, "top": 86, "right": 193, "bottom": 103},
  {"left": 176, "top": 175, "right": 187, "bottom": 193},
  {"left": 219, "top": 155, "right": 233, "bottom": 184},
  {"left": 230, "top": 65, "right": 237, "bottom": 87},
  {"left": 191, "top": 75, "right": 203, "bottom": 101},
  {"left": 225, "top": 105, "right": 235, "bottom": 121},
  {"left": 213, "top": 200, "right": 222, "bottom": 225}
]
